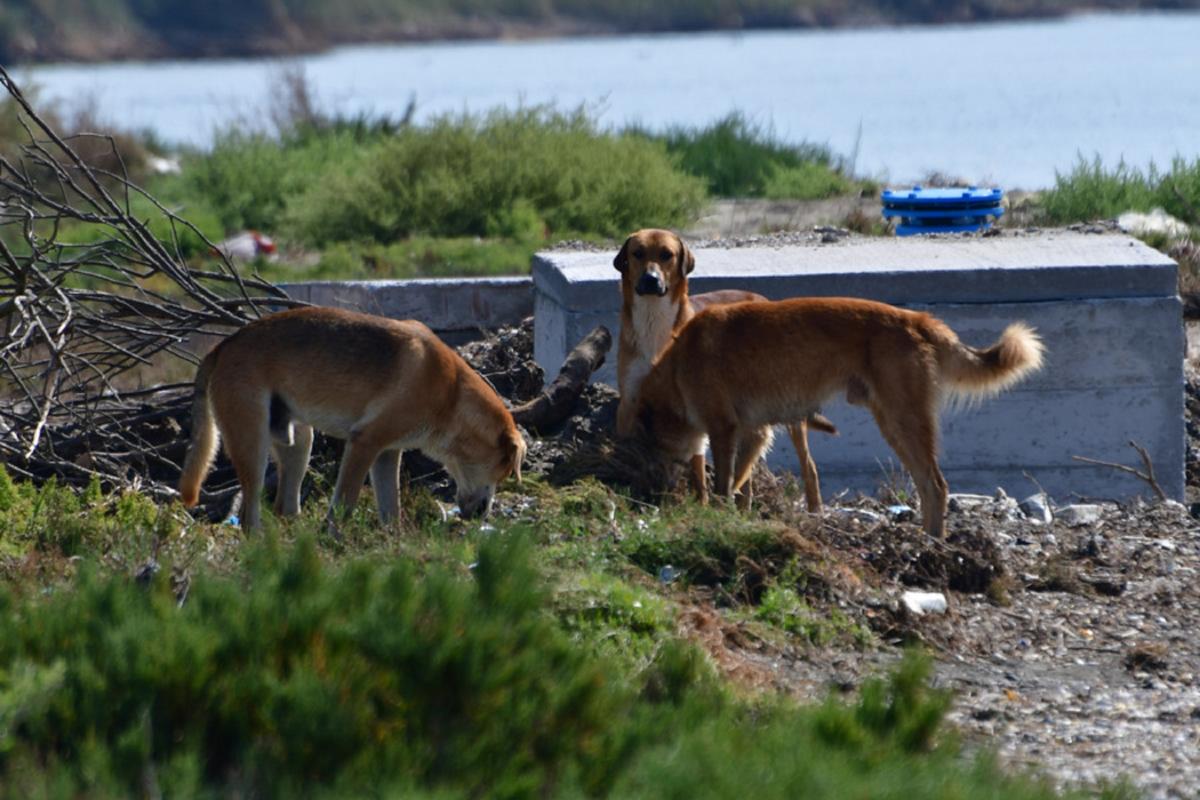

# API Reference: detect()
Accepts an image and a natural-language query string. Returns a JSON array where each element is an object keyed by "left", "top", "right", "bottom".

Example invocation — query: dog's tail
[
  {"left": 178, "top": 348, "right": 221, "bottom": 508},
  {"left": 934, "top": 321, "right": 1044, "bottom": 405}
]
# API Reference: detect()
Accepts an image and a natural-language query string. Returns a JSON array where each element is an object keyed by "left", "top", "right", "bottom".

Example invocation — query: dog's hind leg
[
  {"left": 271, "top": 423, "right": 312, "bottom": 517},
  {"left": 370, "top": 449, "right": 402, "bottom": 526},
  {"left": 731, "top": 426, "right": 773, "bottom": 511},
  {"left": 214, "top": 390, "right": 271, "bottom": 531},
  {"left": 866, "top": 374, "right": 948, "bottom": 537},
  {"left": 687, "top": 454, "right": 709, "bottom": 504},
  {"left": 786, "top": 421, "right": 822, "bottom": 512},
  {"left": 708, "top": 424, "right": 738, "bottom": 504},
  {"left": 328, "top": 433, "right": 386, "bottom": 532}
]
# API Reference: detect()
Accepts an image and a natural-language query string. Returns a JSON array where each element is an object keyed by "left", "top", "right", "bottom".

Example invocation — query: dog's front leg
[
  {"left": 785, "top": 421, "right": 822, "bottom": 513},
  {"left": 370, "top": 449, "right": 403, "bottom": 526}
]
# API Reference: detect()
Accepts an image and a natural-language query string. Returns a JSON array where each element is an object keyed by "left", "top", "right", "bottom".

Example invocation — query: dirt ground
[{"left": 457, "top": 313, "right": 1200, "bottom": 799}]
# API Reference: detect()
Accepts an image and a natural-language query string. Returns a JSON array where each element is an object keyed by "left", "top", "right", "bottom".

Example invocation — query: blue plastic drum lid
[{"left": 882, "top": 185, "right": 1004, "bottom": 235}]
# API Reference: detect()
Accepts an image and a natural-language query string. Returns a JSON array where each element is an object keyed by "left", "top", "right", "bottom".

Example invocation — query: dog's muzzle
[
  {"left": 635, "top": 270, "right": 667, "bottom": 297},
  {"left": 458, "top": 486, "right": 495, "bottom": 519}
]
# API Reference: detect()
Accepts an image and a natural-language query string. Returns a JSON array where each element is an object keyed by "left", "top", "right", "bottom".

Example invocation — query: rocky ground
[{"left": 453, "top": 312, "right": 1200, "bottom": 799}]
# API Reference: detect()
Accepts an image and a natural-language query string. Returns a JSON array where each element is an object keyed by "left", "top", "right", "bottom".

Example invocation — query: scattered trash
[
  {"left": 658, "top": 565, "right": 682, "bottom": 585},
  {"left": 1117, "top": 207, "right": 1191, "bottom": 240},
  {"left": 902, "top": 590, "right": 948, "bottom": 616},
  {"left": 216, "top": 230, "right": 277, "bottom": 261},
  {"left": 225, "top": 515, "right": 240, "bottom": 527},
  {"left": 134, "top": 559, "right": 159, "bottom": 585},
  {"left": 886, "top": 504, "right": 916, "bottom": 521},
  {"left": 146, "top": 154, "right": 181, "bottom": 175},
  {"left": 1019, "top": 493, "right": 1053, "bottom": 525},
  {"left": 830, "top": 507, "right": 884, "bottom": 525}
]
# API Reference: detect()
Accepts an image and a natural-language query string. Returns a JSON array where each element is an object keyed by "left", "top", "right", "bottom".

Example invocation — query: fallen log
[{"left": 511, "top": 325, "right": 611, "bottom": 434}]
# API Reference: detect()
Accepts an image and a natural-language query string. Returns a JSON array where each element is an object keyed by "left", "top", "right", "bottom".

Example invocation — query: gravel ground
[{"left": 458, "top": 308, "right": 1200, "bottom": 799}]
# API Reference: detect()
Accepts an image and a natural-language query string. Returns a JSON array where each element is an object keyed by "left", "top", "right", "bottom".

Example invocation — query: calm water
[{"left": 18, "top": 12, "right": 1200, "bottom": 189}]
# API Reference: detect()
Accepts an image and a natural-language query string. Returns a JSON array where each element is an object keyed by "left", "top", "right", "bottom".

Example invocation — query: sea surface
[{"left": 18, "top": 11, "right": 1200, "bottom": 189}]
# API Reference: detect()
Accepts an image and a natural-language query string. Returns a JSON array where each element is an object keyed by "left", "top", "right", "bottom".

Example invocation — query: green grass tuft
[{"left": 1039, "top": 154, "right": 1200, "bottom": 229}]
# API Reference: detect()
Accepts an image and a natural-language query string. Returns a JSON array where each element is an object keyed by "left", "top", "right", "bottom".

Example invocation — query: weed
[{"left": 646, "top": 111, "right": 852, "bottom": 199}]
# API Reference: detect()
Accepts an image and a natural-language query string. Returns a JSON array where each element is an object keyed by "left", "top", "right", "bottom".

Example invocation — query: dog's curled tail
[
  {"left": 936, "top": 321, "right": 1045, "bottom": 404},
  {"left": 178, "top": 350, "right": 221, "bottom": 508}
]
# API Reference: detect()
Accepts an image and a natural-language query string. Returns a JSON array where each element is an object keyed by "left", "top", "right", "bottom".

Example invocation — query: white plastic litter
[{"left": 902, "top": 591, "right": 948, "bottom": 616}]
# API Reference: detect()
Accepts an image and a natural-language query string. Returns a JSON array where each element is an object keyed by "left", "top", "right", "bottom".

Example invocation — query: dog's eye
[
  {"left": 660, "top": 249, "right": 673, "bottom": 261},
  {"left": 633, "top": 248, "right": 645, "bottom": 260}
]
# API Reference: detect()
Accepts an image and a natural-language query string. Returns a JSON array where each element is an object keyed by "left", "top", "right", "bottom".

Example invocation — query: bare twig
[
  {"left": 1072, "top": 440, "right": 1168, "bottom": 501},
  {"left": 0, "top": 66, "right": 302, "bottom": 502}
]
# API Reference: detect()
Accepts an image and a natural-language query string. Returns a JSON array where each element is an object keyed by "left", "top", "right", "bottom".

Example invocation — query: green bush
[
  {"left": 612, "top": 652, "right": 1117, "bottom": 800},
  {"left": 182, "top": 128, "right": 370, "bottom": 233},
  {"left": 0, "top": 534, "right": 633, "bottom": 797},
  {"left": 282, "top": 106, "right": 707, "bottom": 245},
  {"left": 649, "top": 111, "right": 851, "bottom": 199},
  {"left": 763, "top": 160, "right": 854, "bottom": 200}
]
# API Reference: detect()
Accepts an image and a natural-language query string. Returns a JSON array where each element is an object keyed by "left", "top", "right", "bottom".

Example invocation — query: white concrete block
[
  {"left": 281, "top": 277, "right": 533, "bottom": 343},
  {"left": 532, "top": 233, "right": 1183, "bottom": 502}
]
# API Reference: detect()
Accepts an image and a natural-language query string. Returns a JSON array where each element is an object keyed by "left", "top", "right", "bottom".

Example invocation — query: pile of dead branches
[{"left": 0, "top": 66, "right": 293, "bottom": 505}]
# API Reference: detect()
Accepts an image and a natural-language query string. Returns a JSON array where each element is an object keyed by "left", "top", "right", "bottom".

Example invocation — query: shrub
[
  {"left": 282, "top": 105, "right": 707, "bottom": 245},
  {"left": 0, "top": 534, "right": 633, "bottom": 797},
  {"left": 183, "top": 128, "right": 370, "bottom": 233},
  {"left": 763, "top": 160, "right": 854, "bottom": 200}
]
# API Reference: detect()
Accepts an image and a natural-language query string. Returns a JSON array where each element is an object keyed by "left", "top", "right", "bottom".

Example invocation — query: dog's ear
[
  {"left": 613, "top": 236, "right": 633, "bottom": 273},
  {"left": 676, "top": 235, "right": 695, "bottom": 275},
  {"left": 500, "top": 428, "right": 525, "bottom": 483}
]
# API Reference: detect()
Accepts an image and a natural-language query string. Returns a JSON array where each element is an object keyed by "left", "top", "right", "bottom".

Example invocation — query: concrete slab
[
  {"left": 281, "top": 277, "right": 532, "bottom": 343},
  {"left": 533, "top": 233, "right": 1176, "bottom": 312},
  {"left": 532, "top": 232, "right": 1184, "bottom": 502}
]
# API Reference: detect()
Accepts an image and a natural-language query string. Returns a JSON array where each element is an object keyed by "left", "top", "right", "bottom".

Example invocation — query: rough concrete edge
[{"left": 277, "top": 276, "right": 534, "bottom": 335}]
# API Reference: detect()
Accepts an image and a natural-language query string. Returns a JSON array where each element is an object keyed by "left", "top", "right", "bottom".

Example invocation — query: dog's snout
[
  {"left": 635, "top": 268, "right": 667, "bottom": 297},
  {"left": 458, "top": 486, "right": 496, "bottom": 519}
]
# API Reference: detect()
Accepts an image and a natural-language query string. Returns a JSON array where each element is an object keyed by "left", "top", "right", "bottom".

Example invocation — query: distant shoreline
[{"left": 6, "top": 3, "right": 1200, "bottom": 66}]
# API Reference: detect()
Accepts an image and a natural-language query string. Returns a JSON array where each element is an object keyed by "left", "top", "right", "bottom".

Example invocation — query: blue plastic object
[{"left": 881, "top": 186, "right": 1004, "bottom": 236}]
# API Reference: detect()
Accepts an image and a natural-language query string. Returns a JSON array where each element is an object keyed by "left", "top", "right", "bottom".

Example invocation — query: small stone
[
  {"left": 886, "top": 504, "right": 915, "bottom": 521},
  {"left": 949, "top": 493, "right": 992, "bottom": 512},
  {"left": 1057, "top": 504, "right": 1104, "bottom": 527}
]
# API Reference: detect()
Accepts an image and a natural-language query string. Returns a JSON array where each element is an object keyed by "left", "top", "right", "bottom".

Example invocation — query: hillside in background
[{"left": 3, "top": 0, "right": 1200, "bottom": 63}]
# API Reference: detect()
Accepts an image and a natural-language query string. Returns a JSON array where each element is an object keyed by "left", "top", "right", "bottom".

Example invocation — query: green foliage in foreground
[
  {"left": 1039, "top": 155, "right": 1200, "bottom": 229},
  {"left": 0, "top": 469, "right": 1134, "bottom": 799}
]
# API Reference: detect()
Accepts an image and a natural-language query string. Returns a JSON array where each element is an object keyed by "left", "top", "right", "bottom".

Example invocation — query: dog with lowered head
[
  {"left": 612, "top": 228, "right": 835, "bottom": 510},
  {"left": 178, "top": 306, "right": 525, "bottom": 530},
  {"left": 629, "top": 297, "right": 1044, "bottom": 537}
]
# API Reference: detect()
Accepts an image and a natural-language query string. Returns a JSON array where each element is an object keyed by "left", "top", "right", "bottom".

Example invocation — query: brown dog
[
  {"left": 178, "top": 306, "right": 525, "bottom": 530},
  {"left": 630, "top": 297, "right": 1044, "bottom": 537},
  {"left": 613, "top": 228, "right": 835, "bottom": 510}
]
